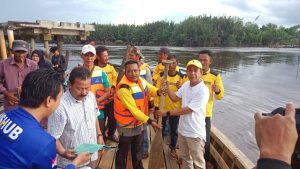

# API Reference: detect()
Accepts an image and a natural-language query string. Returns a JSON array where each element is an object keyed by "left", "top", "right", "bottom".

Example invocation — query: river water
[{"left": 62, "top": 45, "right": 300, "bottom": 162}]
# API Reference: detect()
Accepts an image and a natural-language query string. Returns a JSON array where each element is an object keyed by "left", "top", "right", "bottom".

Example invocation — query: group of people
[{"left": 0, "top": 39, "right": 298, "bottom": 169}]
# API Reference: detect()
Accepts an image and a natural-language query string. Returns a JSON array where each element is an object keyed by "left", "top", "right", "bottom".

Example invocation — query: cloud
[{"left": 0, "top": 0, "right": 299, "bottom": 27}]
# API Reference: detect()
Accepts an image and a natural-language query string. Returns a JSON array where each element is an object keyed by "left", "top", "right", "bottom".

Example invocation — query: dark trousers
[
  {"left": 162, "top": 115, "right": 180, "bottom": 149},
  {"left": 115, "top": 133, "right": 144, "bottom": 169},
  {"left": 104, "top": 100, "right": 117, "bottom": 137},
  {"left": 204, "top": 117, "right": 211, "bottom": 161}
]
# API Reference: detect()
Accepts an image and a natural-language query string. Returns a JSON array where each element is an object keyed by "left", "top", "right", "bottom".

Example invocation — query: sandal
[{"left": 170, "top": 149, "right": 177, "bottom": 160}]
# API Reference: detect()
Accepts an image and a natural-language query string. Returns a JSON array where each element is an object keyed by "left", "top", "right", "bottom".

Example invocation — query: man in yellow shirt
[
  {"left": 95, "top": 46, "right": 119, "bottom": 143},
  {"left": 155, "top": 54, "right": 184, "bottom": 159},
  {"left": 198, "top": 50, "right": 224, "bottom": 164},
  {"left": 114, "top": 59, "right": 161, "bottom": 169},
  {"left": 152, "top": 47, "right": 170, "bottom": 84}
]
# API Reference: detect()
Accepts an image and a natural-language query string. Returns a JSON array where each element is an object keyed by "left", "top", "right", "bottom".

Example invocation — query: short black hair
[
  {"left": 124, "top": 59, "right": 139, "bottom": 70},
  {"left": 20, "top": 69, "right": 64, "bottom": 108},
  {"left": 50, "top": 47, "right": 58, "bottom": 53},
  {"left": 96, "top": 46, "right": 108, "bottom": 55},
  {"left": 69, "top": 67, "right": 91, "bottom": 85},
  {"left": 198, "top": 50, "right": 213, "bottom": 57},
  {"left": 167, "top": 54, "right": 178, "bottom": 61}
]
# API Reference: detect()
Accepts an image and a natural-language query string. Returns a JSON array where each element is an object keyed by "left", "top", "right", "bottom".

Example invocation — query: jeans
[
  {"left": 162, "top": 115, "right": 180, "bottom": 149},
  {"left": 104, "top": 100, "right": 117, "bottom": 137},
  {"left": 204, "top": 117, "right": 211, "bottom": 161},
  {"left": 115, "top": 133, "right": 144, "bottom": 169}
]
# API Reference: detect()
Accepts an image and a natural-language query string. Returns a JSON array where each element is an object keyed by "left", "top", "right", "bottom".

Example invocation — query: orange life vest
[
  {"left": 90, "top": 66, "right": 105, "bottom": 109},
  {"left": 114, "top": 76, "right": 149, "bottom": 128}
]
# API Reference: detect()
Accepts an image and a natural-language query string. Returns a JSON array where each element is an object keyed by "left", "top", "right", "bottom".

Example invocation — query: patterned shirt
[{"left": 47, "top": 90, "right": 100, "bottom": 167}]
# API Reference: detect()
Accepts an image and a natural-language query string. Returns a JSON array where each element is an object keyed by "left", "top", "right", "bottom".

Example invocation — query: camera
[{"left": 264, "top": 107, "right": 300, "bottom": 169}]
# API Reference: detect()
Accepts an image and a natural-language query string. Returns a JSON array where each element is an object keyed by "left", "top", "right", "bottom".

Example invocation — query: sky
[{"left": 0, "top": 0, "right": 299, "bottom": 27}]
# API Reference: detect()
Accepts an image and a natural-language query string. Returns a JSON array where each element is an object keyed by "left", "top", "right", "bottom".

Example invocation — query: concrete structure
[{"left": 0, "top": 20, "right": 95, "bottom": 59}]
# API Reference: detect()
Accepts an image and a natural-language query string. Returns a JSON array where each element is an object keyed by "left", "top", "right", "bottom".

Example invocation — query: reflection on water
[{"left": 64, "top": 45, "right": 300, "bottom": 162}]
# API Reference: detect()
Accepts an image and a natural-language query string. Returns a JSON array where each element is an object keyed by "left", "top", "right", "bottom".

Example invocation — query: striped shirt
[{"left": 47, "top": 90, "right": 100, "bottom": 167}]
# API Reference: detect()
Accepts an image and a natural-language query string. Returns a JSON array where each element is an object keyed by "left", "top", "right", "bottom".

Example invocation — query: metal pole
[{"left": 0, "top": 29, "right": 7, "bottom": 60}]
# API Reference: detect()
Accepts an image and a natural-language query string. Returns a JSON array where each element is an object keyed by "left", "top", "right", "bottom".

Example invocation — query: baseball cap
[
  {"left": 186, "top": 60, "right": 202, "bottom": 69},
  {"left": 82, "top": 44, "right": 96, "bottom": 55},
  {"left": 12, "top": 40, "right": 28, "bottom": 52}
]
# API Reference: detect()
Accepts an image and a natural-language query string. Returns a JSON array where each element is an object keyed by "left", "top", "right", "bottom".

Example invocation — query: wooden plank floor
[{"left": 98, "top": 125, "right": 180, "bottom": 169}]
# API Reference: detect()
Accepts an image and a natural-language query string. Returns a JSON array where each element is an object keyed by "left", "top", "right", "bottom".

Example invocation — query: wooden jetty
[{"left": 0, "top": 20, "right": 95, "bottom": 59}]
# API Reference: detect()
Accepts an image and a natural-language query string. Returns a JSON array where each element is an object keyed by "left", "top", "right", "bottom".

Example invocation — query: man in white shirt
[
  {"left": 158, "top": 60, "right": 209, "bottom": 169},
  {"left": 48, "top": 67, "right": 103, "bottom": 168}
]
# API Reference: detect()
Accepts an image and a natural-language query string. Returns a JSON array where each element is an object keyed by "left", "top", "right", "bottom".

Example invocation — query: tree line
[{"left": 88, "top": 15, "right": 300, "bottom": 47}]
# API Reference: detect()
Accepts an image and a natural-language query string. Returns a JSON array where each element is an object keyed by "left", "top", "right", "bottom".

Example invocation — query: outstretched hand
[
  {"left": 254, "top": 102, "right": 298, "bottom": 165},
  {"left": 73, "top": 152, "right": 91, "bottom": 167}
]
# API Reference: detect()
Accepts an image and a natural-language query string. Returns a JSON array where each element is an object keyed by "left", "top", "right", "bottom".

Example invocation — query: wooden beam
[
  {"left": 7, "top": 29, "right": 14, "bottom": 50},
  {"left": 0, "top": 29, "right": 7, "bottom": 60}
]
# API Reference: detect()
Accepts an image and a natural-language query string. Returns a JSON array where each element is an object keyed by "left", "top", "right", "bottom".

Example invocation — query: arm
[
  {"left": 56, "top": 139, "right": 76, "bottom": 160},
  {"left": 213, "top": 74, "right": 224, "bottom": 100},
  {"left": 97, "top": 71, "right": 111, "bottom": 103},
  {"left": 95, "top": 117, "right": 104, "bottom": 145},
  {"left": 0, "top": 61, "right": 7, "bottom": 93},
  {"left": 158, "top": 106, "right": 193, "bottom": 117},
  {"left": 167, "top": 88, "right": 180, "bottom": 102}
]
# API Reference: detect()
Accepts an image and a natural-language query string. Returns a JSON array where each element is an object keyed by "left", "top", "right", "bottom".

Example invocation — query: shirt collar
[{"left": 203, "top": 68, "right": 210, "bottom": 75}]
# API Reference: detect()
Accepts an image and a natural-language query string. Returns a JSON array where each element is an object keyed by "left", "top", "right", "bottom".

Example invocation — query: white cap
[{"left": 82, "top": 44, "right": 96, "bottom": 55}]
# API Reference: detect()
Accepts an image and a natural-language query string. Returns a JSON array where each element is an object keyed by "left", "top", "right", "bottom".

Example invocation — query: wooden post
[
  {"left": 0, "top": 29, "right": 7, "bottom": 60},
  {"left": 43, "top": 31, "right": 52, "bottom": 59},
  {"left": 7, "top": 29, "right": 14, "bottom": 57},
  {"left": 57, "top": 35, "right": 63, "bottom": 54},
  {"left": 44, "top": 40, "right": 49, "bottom": 58},
  {"left": 30, "top": 38, "right": 36, "bottom": 53}
]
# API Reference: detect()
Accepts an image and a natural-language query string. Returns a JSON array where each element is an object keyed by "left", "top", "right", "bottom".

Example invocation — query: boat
[
  {"left": 0, "top": 20, "right": 255, "bottom": 169},
  {"left": 96, "top": 124, "right": 254, "bottom": 169}
]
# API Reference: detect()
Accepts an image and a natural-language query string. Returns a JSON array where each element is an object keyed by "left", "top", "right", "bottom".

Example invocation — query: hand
[
  {"left": 3, "top": 91, "right": 19, "bottom": 106},
  {"left": 110, "top": 87, "right": 115, "bottom": 96},
  {"left": 212, "top": 82, "right": 220, "bottom": 93},
  {"left": 73, "top": 152, "right": 91, "bottom": 167},
  {"left": 150, "top": 121, "right": 162, "bottom": 131},
  {"left": 175, "top": 80, "right": 182, "bottom": 89},
  {"left": 157, "top": 110, "right": 168, "bottom": 117},
  {"left": 254, "top": 102, "right": 298, "bottom": 165},
  {"left": 62, "top": 149, "right": 77, "bottom": 160},
  {"left": 97, "top": 135, "right": 105, "bottom": 145}
]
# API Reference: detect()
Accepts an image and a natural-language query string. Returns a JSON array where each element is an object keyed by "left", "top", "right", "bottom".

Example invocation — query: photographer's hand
[{"left": 254, "top": 102, "right": 298, "bottom": 165}]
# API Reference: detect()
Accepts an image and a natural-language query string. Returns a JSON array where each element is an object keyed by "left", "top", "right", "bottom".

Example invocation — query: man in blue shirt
[{"left": 0, "top": 69, "right": 90, "bottom": 169}]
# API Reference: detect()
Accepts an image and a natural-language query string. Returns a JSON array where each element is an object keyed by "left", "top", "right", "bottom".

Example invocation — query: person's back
[{"left": 0, "top": 108, "right": 55, "bottom": 168}]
